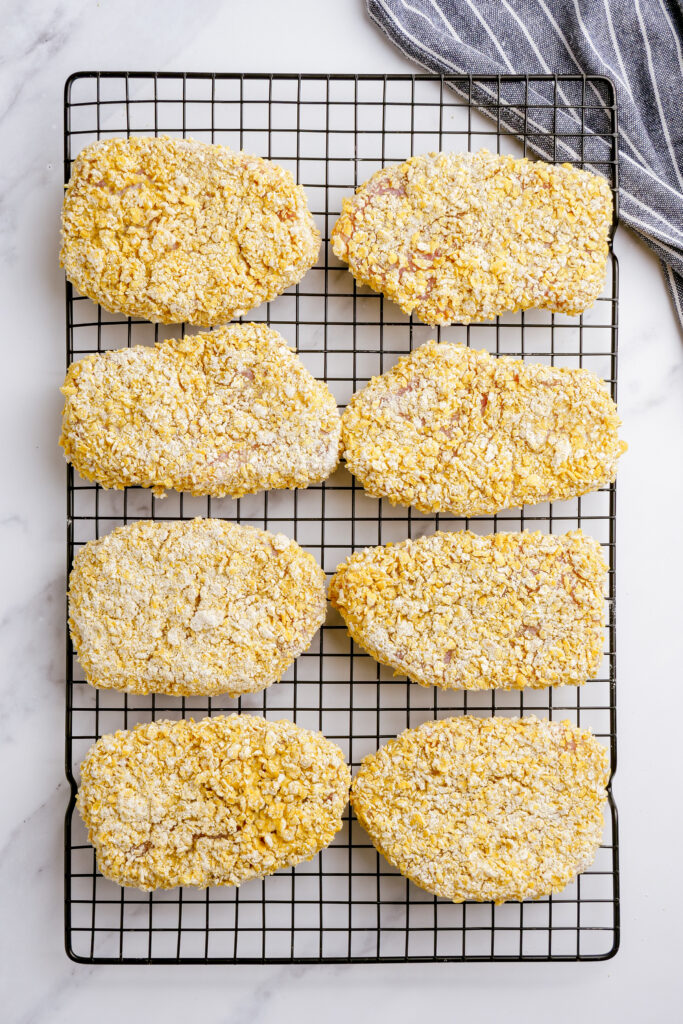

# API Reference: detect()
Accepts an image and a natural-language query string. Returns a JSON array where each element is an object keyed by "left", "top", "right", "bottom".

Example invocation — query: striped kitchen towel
[{"left": 367, "top": 0, "right": 683, "bottom": 325}]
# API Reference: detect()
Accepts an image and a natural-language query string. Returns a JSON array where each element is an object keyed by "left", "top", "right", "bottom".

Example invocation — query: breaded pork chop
[
  {"left": 69, "top": 519, "right": 326, "bottom": 698},
  {"left": 341, "top": 341, "right": 625, "bottom": 515},
  {"left": 329, "top": 529, "right": 607, "bottom": 691},
  {"left": 60, "top": 324, "right": 341, "bottom": 498},
  {"left": 78, "top": 715, "right": 350, "bottom": 890},
  {"left": 351, "top": 716, "right": 609, "bottom": 903},
  {"left": 332, "top": 150, "right": 612, "bottom": 325},
  {"left": 61, "top": 136, "right": 320, "bottom": 325}
]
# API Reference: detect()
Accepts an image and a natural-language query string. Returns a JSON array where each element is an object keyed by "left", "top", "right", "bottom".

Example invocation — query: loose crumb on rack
[
  {"left": 78, "top": 715, "right": 351, "bottom": 890},
  {"left": 331, "top": 150, "right": 612, "bottom": 325},
  {"left": 350, "top": 715, "right": 610, "bottom": 903}
]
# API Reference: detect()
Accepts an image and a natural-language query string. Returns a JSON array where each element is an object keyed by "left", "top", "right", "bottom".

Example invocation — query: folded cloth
[{"left": 367, "top": 0, "right": 683, "bottom": 325}]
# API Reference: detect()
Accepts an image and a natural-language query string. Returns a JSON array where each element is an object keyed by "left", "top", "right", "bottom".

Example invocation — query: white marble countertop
[{"left": 1, "top": 1, "right": 682, "bottom": 1020}]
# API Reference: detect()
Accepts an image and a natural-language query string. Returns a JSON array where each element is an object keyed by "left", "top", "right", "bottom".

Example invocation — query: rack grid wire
[{"left": 64, "top": 71, "right": 620, "bottom": 964}]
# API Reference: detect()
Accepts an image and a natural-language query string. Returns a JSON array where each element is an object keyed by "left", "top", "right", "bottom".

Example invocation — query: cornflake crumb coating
[
  {"left": 350, "top": 715, "right": 609, "bottom": 903},
  {"left": 68, "top": 518, "right": 326, "bottom": 697},
  {"left": 341, "top": 341, "right": 626, "bottom": 514},
  {"left": 331, "top": 150, "right": 612, "bottom": 325},
  {"left": 329, "top": 530, "right": 607, "bottom": 691},
  {"left": 60, "top": 324, "right": 341, "bottom": 498},
  {"left": 78, "top": 715, "right": 350, "bottom": 890},
  {"left": 60, "top": 136, "right": 321, "bottom": 325}
]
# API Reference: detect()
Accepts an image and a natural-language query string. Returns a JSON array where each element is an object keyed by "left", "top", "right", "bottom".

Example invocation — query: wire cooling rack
[{"left": 64, "top": 71, "right": 619, "bottom": 963}]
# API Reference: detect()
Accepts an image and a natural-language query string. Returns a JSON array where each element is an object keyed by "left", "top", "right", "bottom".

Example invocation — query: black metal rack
[{"left": 64, "top": 72, "right": 619, "bottom": 963}]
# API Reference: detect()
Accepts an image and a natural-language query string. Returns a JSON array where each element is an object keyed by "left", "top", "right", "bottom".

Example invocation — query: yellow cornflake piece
[
  {"left": 329, "top": 529, "right": 606, "bottom": 691},
  {"left": 60, "top": 324, "right": 341, "bottom": 498},
  {"left": 350, "top": 715, "right": 609, "bottom": 903},
  {"left": 68, "top": 518, "right": 326, "bottom": 698},
  {"left": 331, "top": 150, "right": 612, "bottom": 325},
  {"left": 61, "top": 136, "right": 320, "bottom": 325},
  {"left": 78, "top": 714, "right": 350, "bottom": 890},
  {"left": 341, "top": 341, "right": 626, "bottom": 515}
]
